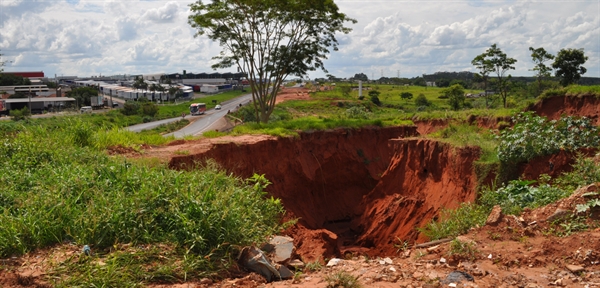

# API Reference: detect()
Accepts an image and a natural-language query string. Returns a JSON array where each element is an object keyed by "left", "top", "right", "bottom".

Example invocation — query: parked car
[
  {"left": 215, "top": 104, "right": 222, "bottom": 110},
  {"left": 80, "top": 106, "right": 92, "bottom": 113}
]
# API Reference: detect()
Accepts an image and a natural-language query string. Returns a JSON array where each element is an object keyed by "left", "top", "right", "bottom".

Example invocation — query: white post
[{"left": 358, "top": 80, "right": 363, "bottom": 98}]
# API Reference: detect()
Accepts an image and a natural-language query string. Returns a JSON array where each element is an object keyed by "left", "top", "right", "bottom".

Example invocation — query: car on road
[
  {"left": 215, "top": 104, "right": 222, "bottom": 110},
  {"left": 80, "top": 106, "right": 93, "bottom": 113}
]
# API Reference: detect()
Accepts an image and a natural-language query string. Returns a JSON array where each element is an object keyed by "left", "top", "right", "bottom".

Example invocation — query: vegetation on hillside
[{"left": 0, "top": 121, "right": 284, "bottom": 286}]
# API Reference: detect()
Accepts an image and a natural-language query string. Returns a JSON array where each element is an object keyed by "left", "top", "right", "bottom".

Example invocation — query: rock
[
  {"left": 439, "top": 257, "right": 447, "bottom": 264},
  {"left": 546, "top": 209, "right": 571, "bottom": 223},
  {"left": 443, "top": 271, "right": 474, "bottom": 284},
  {"left": 268, "top": 235, "right": 295, "bottom": 264},
  {"left": 426, "top": 245, "right": 440, "bottom": 252},
  {"left": 326, "top": 258, "right": 343, "bottom": 267},
  {"left": 238, "top": 246, "right": 281, "bottom": 282},
  {"left": 383, "top": 257, "right": 393, "bottom": 264},
  {"left": 287, "top": 259, "right": 305, "bottom": 269},
  {"left": 275, "top": 264, "right": 294, "bottom": 280},
  {"left": 486, "top": 205, "right": 503, "bottom": 225},
  {"left": 566, "top": 264, "right": 585, "bottom": 273},
  {"left": 413, "top": 271, "right": 424, "bottom": 279}
]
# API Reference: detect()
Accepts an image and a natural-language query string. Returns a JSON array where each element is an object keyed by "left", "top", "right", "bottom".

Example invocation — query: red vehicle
[{"left": 189, "top": 103, "right": 206, "bottom": 115}]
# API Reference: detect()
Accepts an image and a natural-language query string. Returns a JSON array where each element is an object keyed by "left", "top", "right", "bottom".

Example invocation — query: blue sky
[{"left": 1, "top": 0, "right": 598, "bottom": 80}]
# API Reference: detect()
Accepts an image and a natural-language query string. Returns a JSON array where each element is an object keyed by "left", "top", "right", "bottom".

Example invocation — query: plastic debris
[{"left": 83, "top": 245, "right": 91, "bottom": 256}]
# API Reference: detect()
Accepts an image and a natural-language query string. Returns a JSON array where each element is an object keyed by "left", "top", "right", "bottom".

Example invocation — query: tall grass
[
  {"left": 229, "top": 116, "right": 386, "bottom": 137},
  {"left": 0, "top": 124, "right": 284, "bottom": 285}
]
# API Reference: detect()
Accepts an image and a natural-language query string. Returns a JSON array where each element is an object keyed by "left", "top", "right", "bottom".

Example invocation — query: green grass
[
  {"left": 429, "top": 123, "right": 499, "bottom": 163},
  {"left": 417, "top": 203, "right": 489, "bottom": 241},
  {"left": 156, "top": 90, "right": 247, "bottom": 118},
  {"left": 0, "top": 123, "right": 285, "bottom": 286},
  {"left": 229, "top": 116, "right": 387, "bottom": 137},
  {"left": 324, "top": 271, "right": 362, "bottom": 288},
  {"left": 540, "top": 85, "right": 600, "bottom": 99}
]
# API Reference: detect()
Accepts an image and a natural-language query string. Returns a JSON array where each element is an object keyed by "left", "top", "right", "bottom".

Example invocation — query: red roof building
[{"left": 1, "top": 71, "right": 45, "bottom": 78}]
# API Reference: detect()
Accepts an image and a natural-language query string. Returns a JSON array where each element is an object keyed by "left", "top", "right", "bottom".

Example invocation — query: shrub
[
  {"left": 121, "top": 101, "right": 140, "bottom": 116},
  {"left": 414, "top": 93, "right": 431, "bottom": 107},
  {"left": 418, "top": 203, "right": 488, "bottom": 240},
  {"left": 479, "top": 180, "right": 569, "bottom": 215},
  {"left": 9, "top": 107, "right": 31, "bottom": 121},
  {"left": 141, "top": 102, "right": 159, "bottom": 117},
  {"left": 345, "top": 106, "right": 371, "bottom": 119},
  {"left": 400, "top": 92, "right": 413, "bottom": 100},
  {"left": 497, "top": 112, "right": 600, "bottom": 163}
]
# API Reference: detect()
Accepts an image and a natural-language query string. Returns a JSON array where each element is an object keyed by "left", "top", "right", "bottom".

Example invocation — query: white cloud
[
  {"left": 0, "top": 0, "right": 597, "bottom": 79},
  {"left": 141, "top": 1, "right": 181, "bottom": 24}
]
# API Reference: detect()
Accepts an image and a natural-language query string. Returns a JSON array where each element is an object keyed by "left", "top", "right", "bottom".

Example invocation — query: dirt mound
[
  {"left": 529, "top": 95, "right": 600, "bottom": 125},
  {"left": 274, "top": 87, "right": 312, "bottom": 104}
]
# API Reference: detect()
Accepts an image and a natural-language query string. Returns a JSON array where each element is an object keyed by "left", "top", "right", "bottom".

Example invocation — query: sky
[{"left": 1, "top": 0, "right": 599, "bottom": 80}]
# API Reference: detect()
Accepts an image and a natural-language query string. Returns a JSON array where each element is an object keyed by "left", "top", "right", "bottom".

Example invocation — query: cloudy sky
[{"left": 1, "top": 0, "right": 598, "bottom": 80}]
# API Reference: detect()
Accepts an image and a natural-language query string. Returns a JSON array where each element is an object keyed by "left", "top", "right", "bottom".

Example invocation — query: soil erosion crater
[{"left": 169, "top": 126, "right": 482, "bottom": 262}]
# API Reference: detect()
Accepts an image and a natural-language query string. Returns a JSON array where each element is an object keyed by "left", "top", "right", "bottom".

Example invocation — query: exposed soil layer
[
  {"left": 170, "top": 126, "right": 419, "bottom": 230},
  {"left": 357, "top": 139, "right": 481, "bottom": 255},
  {"left": 169, "top": 127, "right": 487, "bottom": 261},
  {"left": 530, "top": 94, "right": 600, "bottom": 125},
  {"left": 519, "top": 148, "right": 598, "bottom": 181}
]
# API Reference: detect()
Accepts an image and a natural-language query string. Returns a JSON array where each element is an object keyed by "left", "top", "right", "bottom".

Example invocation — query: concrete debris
[
  {"left": 267, "top": 235, "right": 295, "bottom": 264},
  {"left": 327, "top": 258, "right": 343, "bottom": 267},
  {"left": 566, "top": 264, "right": 585, "bottom": 273}
]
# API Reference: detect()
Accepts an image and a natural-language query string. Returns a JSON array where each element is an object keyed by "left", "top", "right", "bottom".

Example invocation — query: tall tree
[
  {"left": 471, "top": 53, "right": 494, "bottom": 108},
  {"left": 441, "top": 84, "right": 465, "bottom": 111},
  {"left": 189, "top": 0, "right": 355, "bottom": 123},
  {"left": 487, "top": 44, "right": 517, "bottom": 108},
  {"left": 552, "top": 48, "right": 588, "bottom": 87},
  {"left": 529, "top": 47, "right": 554, "bottom": 95}
]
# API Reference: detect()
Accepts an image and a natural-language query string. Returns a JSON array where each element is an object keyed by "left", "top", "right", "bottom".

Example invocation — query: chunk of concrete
[
  {"left": 566, "top": 264, "right": 585, "bottom": 273},
  {"left": 269, "top": 235, "right": 295, "bottom": 264}
]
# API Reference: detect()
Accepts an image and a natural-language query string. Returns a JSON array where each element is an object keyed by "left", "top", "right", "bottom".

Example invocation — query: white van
[{"left": 80, "top": 106, "right": 93, "bottom": 113}]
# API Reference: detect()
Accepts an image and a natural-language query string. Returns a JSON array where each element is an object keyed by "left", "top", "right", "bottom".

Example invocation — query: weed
[
  {"left": 304, "top": 259, "right": 323, "bottom": 272},
  {"left": 394, "top": 237, "right": 410, "bottom": 254},
  {"left": 547, "top": 215, "right": 590, "bottom": 237},
  {"left": 413, "top": 250, "right": 427, "bottom": 260},
  {"left": 448, "top": 239, "right": 479, "bottom": 261},
  {"left": 292, "top": 271, "right": 303, "bottom": 283},
  {"left": 487, "top": 231, "right": 502, "bottom": 241},
  {"left": 324, "top": 271, "right": 361, "bottom": 288},
  {"left": 418, "top": 203, "right": 488, "bottom": 240}
]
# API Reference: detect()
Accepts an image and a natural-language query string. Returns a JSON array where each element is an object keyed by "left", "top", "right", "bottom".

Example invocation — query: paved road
[{"left": 126, "top": 93, "right": 253, "bottom": 138}]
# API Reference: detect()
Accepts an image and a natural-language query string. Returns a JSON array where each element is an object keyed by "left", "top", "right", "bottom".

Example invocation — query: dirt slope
[
  {"left": 530, "top": 94, "right": 600, "bottom": 125},
  {"left": 357, "top": 139, "right": 481, "bottom": 255}
]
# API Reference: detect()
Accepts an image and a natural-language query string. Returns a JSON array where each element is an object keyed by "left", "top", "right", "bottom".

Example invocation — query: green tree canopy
[
  {"left": 188, "top": 0, "right": 356, "bottom": 123},
  {"left": 353, "top": 73, "right": 369, "bottom": 82},
  {"left": 400, "top": 92, "right": 413, "bottom": 101},
  {"left": 529, "top": 47, "right": 554, "bottom": 96},
  {"left": 552, "top": 48, "right": 588, "bottom": 87},
  {"left": 66, "top": 87, "right": 98, "bottom": 107},
  {"left": 471, "top": 44, "right": 517, "bottom": 107},
  {"left": 0, "top": 74, "right": 31, "bottom": 86},
  {"left": 441, "top": 84, "right": 465, "bottom": 111}
]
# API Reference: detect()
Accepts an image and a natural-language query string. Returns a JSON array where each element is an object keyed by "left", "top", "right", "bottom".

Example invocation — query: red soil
[{"left": 530, "top": 94, "right": 600, "bottom": 125}]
